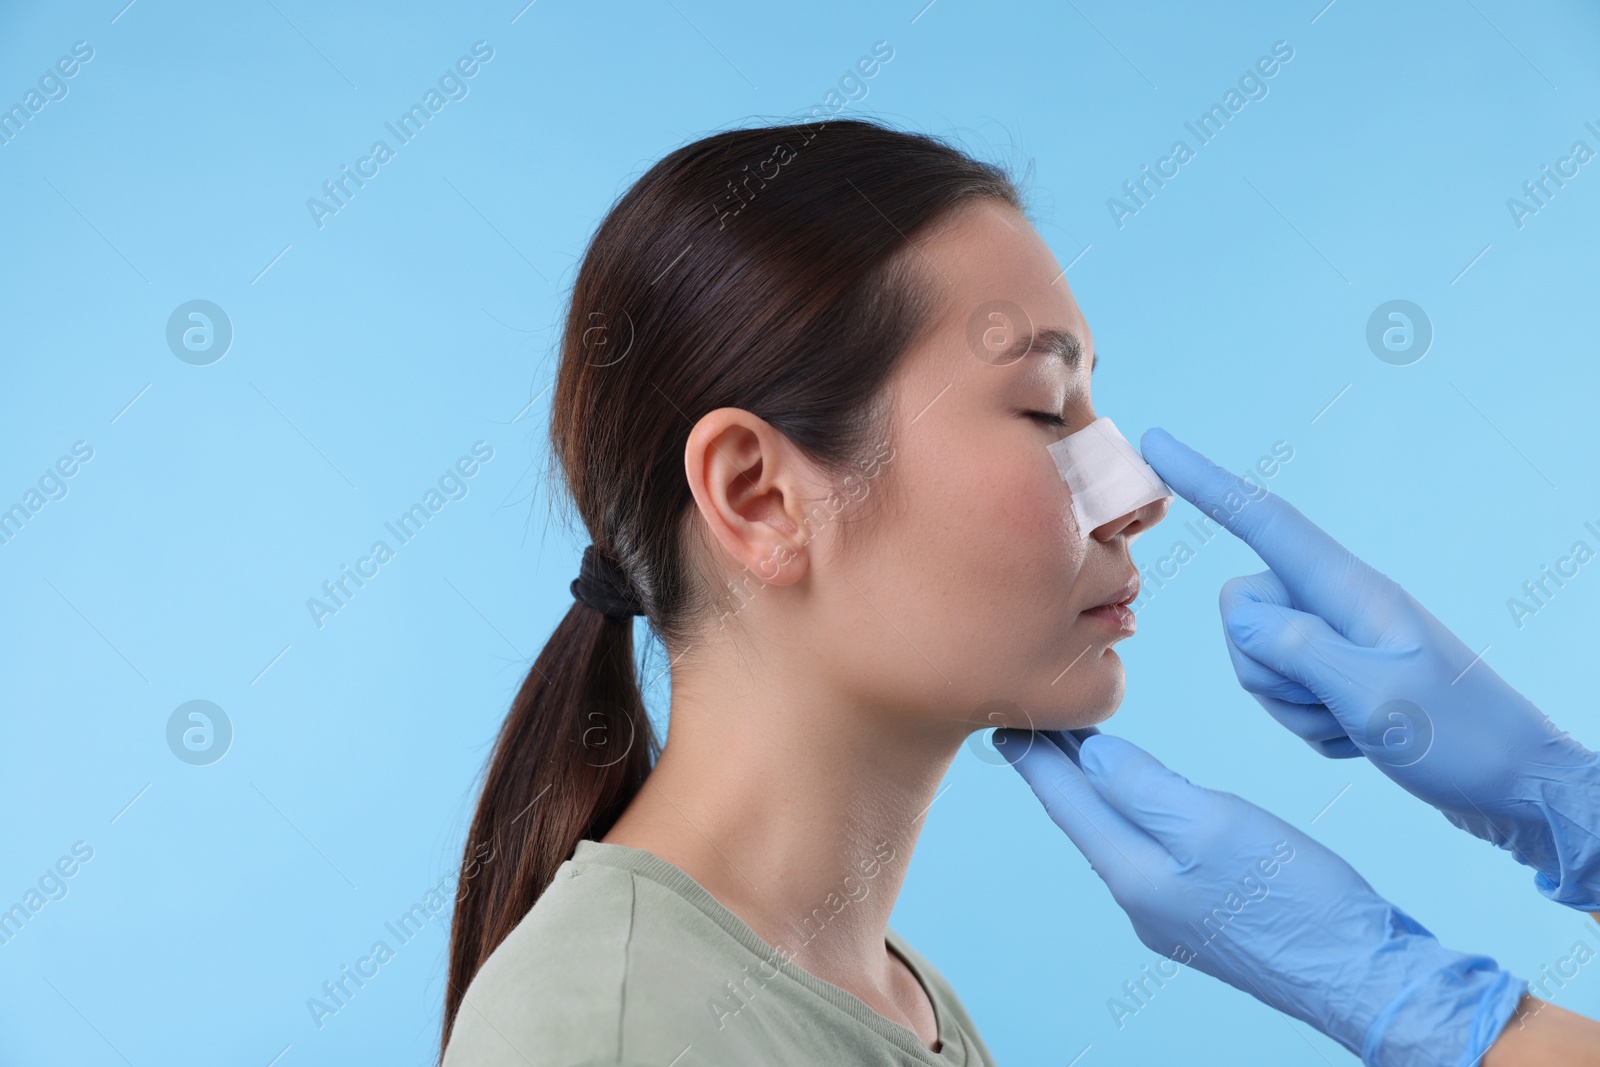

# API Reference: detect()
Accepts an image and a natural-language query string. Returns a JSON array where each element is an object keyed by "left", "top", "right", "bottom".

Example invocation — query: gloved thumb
[
  {"left": 1225, "top": 600, "right": 1371, "bottom": 720},
  {"left": 1219, "top": 571, "right": 1322, "bottom": 706}
]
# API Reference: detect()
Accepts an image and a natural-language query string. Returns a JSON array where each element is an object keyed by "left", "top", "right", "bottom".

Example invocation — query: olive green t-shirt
[{"left": 442, "top": 839, "right": 998, "bottom": 1067}]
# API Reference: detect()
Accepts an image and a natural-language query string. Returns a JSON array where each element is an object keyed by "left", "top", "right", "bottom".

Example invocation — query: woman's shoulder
[
  {"left": 443, "top": 853, "right": 639, "bottom": 1066},
  {"left": 441, "top": 845, "right": 766, "bottom": 1067}
]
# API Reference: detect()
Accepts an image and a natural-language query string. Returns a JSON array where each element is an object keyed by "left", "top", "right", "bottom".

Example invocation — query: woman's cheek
[
  {"left": 1031, "top": 465, "right": 1089, "bottom": 577},
  {"left": 994, "top": 463, "right": 1084, "bottom": 565},
  {"left": 1020, "top": 449, "right": 1077, "bottom": 537}
]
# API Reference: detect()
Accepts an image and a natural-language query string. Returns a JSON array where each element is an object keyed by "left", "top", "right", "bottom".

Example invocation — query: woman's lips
[
  {"left": 1077, "top": 571, "right": 1140, "bottom": 636},
  {"left": 1081, "top": 601, "right": 1136, "bottom": 635}
]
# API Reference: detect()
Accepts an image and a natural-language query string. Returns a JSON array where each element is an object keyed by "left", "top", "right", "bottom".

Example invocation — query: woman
[{"left": 438, "top": 117, "right": 1164, "bottom": 1066}]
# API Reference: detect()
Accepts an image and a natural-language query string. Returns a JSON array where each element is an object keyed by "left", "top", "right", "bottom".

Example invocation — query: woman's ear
[{"left": 683, "top": 407, "right": 816, "bottom": 588}]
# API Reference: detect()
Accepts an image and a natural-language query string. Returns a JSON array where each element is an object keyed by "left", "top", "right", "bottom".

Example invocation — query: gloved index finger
[
  {"left": 995, "top": 728, "right": 1167, "bottom": 895},
  {"left": 1041, "top": 726, "right": 1099, "bottom": 767},
  {"left": 1139, "top": 426, "right": 1382, "bottom": 642}
]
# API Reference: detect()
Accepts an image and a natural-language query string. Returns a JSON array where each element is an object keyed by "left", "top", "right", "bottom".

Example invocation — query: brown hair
[{"left": 441, "top": 116, "right": 1022, "bottom": 1055}]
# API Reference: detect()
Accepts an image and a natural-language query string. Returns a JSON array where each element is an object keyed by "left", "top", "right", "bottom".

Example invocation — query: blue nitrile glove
[
  {"left": 995, "top": 727, "right": 1527, "bottom": 1067},
  {"left": 1139, "top": 426, "right": 1600, "bottom": 913}
]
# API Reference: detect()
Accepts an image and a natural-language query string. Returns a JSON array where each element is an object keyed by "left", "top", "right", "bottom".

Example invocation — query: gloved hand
[
  {"left": 1139, "top": 426, "right": 1600, "bottom": 913},
  {"left": 995, "top": 727, "right": 1527, "bottom": 1067}
]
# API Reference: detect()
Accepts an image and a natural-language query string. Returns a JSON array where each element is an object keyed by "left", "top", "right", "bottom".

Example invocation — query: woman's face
[{"left": 814, "top": 198, "right": 1170, "bottom": 736}]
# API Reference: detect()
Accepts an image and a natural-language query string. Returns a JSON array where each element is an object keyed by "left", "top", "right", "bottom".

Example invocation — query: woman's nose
[{"left": 1091, "top": 492, "right": 1171, "bottom": 542}]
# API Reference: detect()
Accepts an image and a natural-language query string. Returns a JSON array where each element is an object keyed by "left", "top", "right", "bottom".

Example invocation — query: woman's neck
[{"left": 600, "top": 662, "right": 963, "bottom": 1044}]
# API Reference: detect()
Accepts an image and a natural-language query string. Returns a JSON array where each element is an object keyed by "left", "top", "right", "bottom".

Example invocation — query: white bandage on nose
[{"left": 1046, "top": 416, "right": 1172, "bottom": 536}]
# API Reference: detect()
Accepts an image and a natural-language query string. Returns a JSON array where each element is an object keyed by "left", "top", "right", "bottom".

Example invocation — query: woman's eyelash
[{"left": 1024, "top": 410, "right": 1068, "bottom": 427}]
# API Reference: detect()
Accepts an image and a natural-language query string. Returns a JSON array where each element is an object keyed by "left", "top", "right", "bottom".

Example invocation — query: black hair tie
[{"left": 571, "top": 544, "right": 644, "bottom": 619}]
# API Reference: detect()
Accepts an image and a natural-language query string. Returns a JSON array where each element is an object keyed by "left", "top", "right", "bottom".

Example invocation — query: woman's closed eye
[{"left": 1022, "top": 410, "right": 1068, "bottom": 428}]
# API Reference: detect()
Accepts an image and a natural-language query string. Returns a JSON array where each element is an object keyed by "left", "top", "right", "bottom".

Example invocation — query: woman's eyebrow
[{"left": 1003, "top": 326, "right": 1096, "bottom": 373}]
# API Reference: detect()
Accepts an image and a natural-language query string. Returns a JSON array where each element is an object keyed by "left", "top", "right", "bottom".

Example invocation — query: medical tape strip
[{"left": 1046, "top": 416, "right": 1172, "bottom": 535}]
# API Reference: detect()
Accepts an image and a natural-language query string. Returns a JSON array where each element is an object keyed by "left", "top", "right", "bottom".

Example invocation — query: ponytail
[{"left": 440, "top": 596, "right": 658, "bottom": 1057}]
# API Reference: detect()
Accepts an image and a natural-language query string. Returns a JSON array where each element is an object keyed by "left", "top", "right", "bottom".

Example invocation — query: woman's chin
[
  {"left": 1039, "top": 657, "right": 1124, "bottom": 730},
  {"left": 962, "top": 647, "right": 1126, "bottom": 733},
  {"left": 1039, "top": 701, "right": 1120, "bottom": 733}
]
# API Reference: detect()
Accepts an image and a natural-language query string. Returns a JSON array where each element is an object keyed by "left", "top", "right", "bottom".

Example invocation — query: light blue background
[{"left": 3, "top": 1, "right": 1597, "bottom": 1064}]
